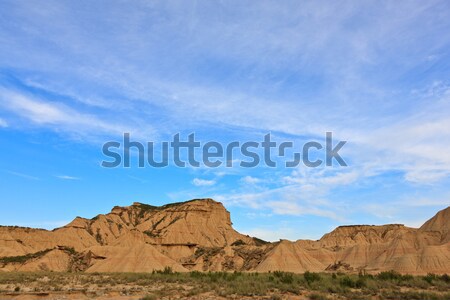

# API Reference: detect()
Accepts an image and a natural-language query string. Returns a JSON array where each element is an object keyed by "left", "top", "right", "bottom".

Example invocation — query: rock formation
[{"left": 0, "top": 199, "right": 448, "bottom": 274}]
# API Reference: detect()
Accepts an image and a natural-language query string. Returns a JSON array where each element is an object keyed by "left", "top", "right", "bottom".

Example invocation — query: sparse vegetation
[
  {"left": 143, "top": 230, "right": 159, "bottom": 237},
  {"left": 0, "top": 271, "right": 448, "bottom": 299},
  {"left": 252, "top": 236, "right": 270, "bottom": 246},
  {"left": 60, "top": 246, "right": 77, "bottom": 256},
  {"left": 95, "top": 229, "right": 103, "bottom": 244},
  {"left": 136, "top": 203, "right": 158, "bottom": 218},
  {"left": 231, "top": 239, "right": 246, "bottom": 246},
  {"left": 0, "top": 249, "right": 52, "bottom": 264},
  {"left": 309, "top": 292, "right": 328, "bottom": 300},
  {"left": 152, "top": 266, "right": 174, "bottom": 275},
  {"left": 304, "top": 270, "right": 321, "bottom": 284}
]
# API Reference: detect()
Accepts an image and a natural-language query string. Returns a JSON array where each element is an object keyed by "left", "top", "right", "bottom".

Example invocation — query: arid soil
[{"left": 1, "top": 271, "right": 449, "bottom": 300}]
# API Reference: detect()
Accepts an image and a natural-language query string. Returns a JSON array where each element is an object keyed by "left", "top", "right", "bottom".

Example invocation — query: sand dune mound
[{"left": 0, "top": 200, "right": 448, "bottom": 274}]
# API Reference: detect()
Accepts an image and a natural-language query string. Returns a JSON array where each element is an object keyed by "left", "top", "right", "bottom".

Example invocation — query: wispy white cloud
[
  {"left": 0, "top": 118, "right": 7, "bottom": 127},
  {"left": 6, "top": 170, "right": 39, "bottom": 180},
  {"left": 395, "top": 197, "right": 450, "bottom": 208},
  {"left": 246, "top": 212, "right": 273, "bottom": 218},
  {"left": 214, "top": 171, "right": 347, "bottom": 221},
  {"left": 0, "top": 88, "right": 155, "bottom": 140},
  {"left": 55, "top": 175, "right": 80, "bottom": 180},
  {"left": 126, "top": 175, "right": 148, "bottom": 183},
  {"left": 192, "top": 178, "right": 216, "bottom": 187},
  {"left": 240, "top": 176, "right": 262, "bottom": 184}
]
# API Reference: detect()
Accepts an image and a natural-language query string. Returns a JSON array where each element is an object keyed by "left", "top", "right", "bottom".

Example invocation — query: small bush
[
  {"left": 153, "top": 266, "right": 173, "bottom": 274},
  {"left": 423, "top": 273, "right": 437, "bottom": 284},
  {"left": 309, "top": 292, "right": 328, "bottom": 300},
  {"left": 401, "top": 274, "right": 414, "bottom": 281},
  {"left": 304, "top": 271, "right": 321, "bottom": 284},
  {"left": 139, "top": 295, "right": 156, "bottom": 300},
  {"left": 273, "top": 271, "right": 294, "bottom": 284},
  {"left": 377, "top": 270, "right": 402, "bottom": 281},
  {"left": 190, "top": 271, "right": 203, "bottom": 278},
  {"left": 231, "top": 239, "right": 245, "bottom": 246},
  {"left": 340, "top": 276, "right": 366, "bottom": 288},
  {"left": 340, "top": 276, "right": 355, "bottom": 288}
]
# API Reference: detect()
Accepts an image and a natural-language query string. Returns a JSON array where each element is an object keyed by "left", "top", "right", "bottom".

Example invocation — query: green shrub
[
  {"left": 340, "top": 276, "right": 355, "bottom": 288},
  {"left": 190, "top": 271, "right": 203, "bottom": 278},
  {"left": 0, "top": 249, "right": 53, "bottom": 264},
  {"left": 153, "top": 266, "right": 173, "bottom": 275},
  {"left": 139, "top": 295, "right": 156, "bottom": 300},
  {"left": 377, "top": 270, "right": 402, "bottom": 281},
  {"left": 304, "top": 271, "right": 321, "bottom": 284},
  {"left": 423, "top": 273, "right": 437, "bottom": 284},
  {"left": 309, "top": 292, "right": 328, "bottom": 300},
  {"left": 273, "top": 271, "right": 294, "bottom": 284},
  {"left": 401, "top": 274, "right": 414, "bottom": 281},
  {"left": 231, "top": 239, "right": 245, "bottom": 246},
  {"left": 340, "top": 276, "right": 366, "bottom": 288}
]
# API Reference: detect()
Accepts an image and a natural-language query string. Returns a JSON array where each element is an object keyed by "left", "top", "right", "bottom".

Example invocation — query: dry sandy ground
[
  {"left": 1, "top": 282, "right": 449, "bottom": 300},
  {"left": 0, "top": 281, "right": 306, "bottom": 300},
  {"left": 0, "top": 291, "right": 307, "bottom": 300}
]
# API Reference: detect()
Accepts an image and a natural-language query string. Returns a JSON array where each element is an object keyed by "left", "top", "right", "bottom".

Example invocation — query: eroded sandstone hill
[{"left": 0, "top": 199, "right": 448, "bottom": 274}]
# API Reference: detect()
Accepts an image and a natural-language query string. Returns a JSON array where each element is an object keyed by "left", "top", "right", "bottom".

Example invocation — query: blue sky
[{"left": 0, "top": 1, "right": 450, "bottom": 241}]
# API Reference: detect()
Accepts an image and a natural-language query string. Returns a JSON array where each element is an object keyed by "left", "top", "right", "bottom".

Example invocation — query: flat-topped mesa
[
  {"left": 59, "top": 198, "right": 252, "bottom": 248},
  {"left": 110, "top": 198, "right": 222, "bottom": 217},
  {"left": 108, "top": 198, "right": 232, "bottom": 224},
  {"left": 134, "top": 198, "right": 252, "bottom": 247}
]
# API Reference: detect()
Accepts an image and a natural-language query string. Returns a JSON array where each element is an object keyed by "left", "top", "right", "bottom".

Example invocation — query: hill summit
[{"left": 0, "top": 199, "right": 448, "bottom": 274}]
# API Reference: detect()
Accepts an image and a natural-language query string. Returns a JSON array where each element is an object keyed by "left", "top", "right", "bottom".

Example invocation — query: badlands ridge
[{"left": 0, "top": 199, "right": 448, "bottom": 274}]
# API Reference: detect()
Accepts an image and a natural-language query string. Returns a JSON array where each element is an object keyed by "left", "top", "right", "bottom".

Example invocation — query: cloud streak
[
  {"left": 5, "top": 170, "right": 39, "bottom": 180},
  {"left": 0, "top": 118, "right": 7, "bottom": 127},
  {"left": 0, "top": 87, "right": 156, "bottom": 141},
  {"left": 55, "top": 175, "right": 80, "bottom": 180},
  {"left": 192, "top": 178, "right": 216, "bottom": 187}
]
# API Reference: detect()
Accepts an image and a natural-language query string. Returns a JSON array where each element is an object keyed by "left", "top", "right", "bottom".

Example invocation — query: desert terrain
[
  {"left": 1, "top": 199, "right": 448, "bottom": 275},
  {"left": 0, "top": 270, "right": 449, "bottom": 299},
  {"left": 0, "top": 199, "right": 449, "bottom": 299}
]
